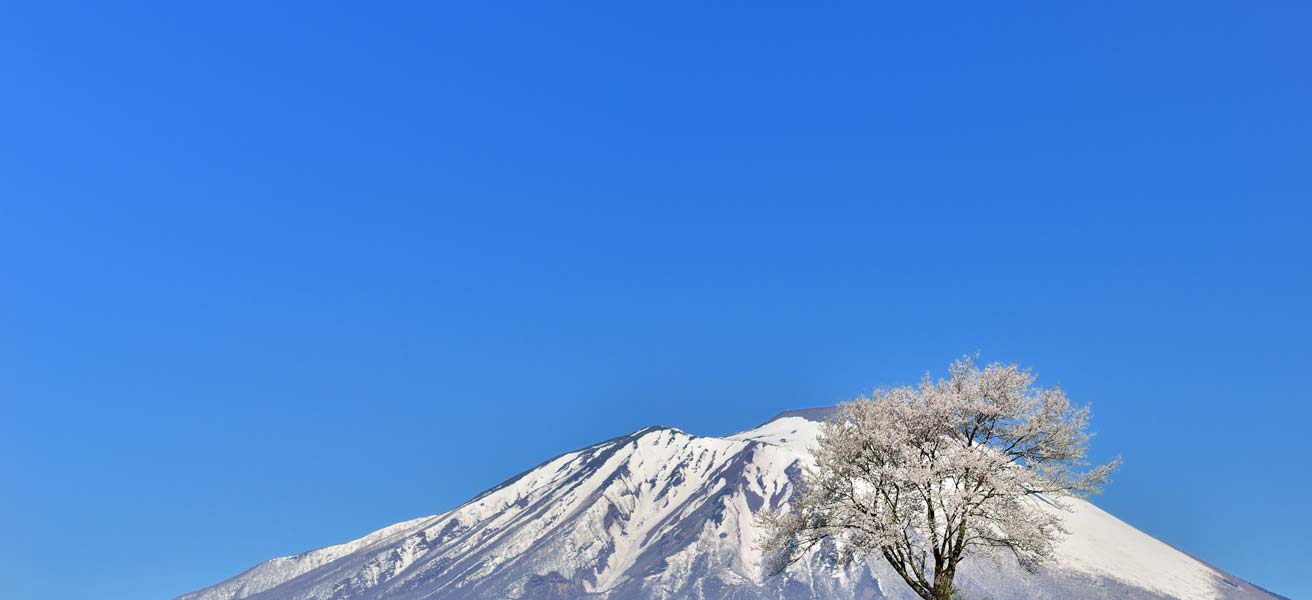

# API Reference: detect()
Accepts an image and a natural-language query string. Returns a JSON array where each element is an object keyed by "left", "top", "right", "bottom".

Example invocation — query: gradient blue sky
[{"left": 2, "top": 3, "right": 1309, "bottom": 599}]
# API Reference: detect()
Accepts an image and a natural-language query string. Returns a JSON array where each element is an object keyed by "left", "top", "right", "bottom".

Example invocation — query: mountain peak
[
  {"left": 176, "top": 406, "right": 1281, "bottom": 600},
  {"left": 759, "top": 405, "right": 838, "bottom": 426}
]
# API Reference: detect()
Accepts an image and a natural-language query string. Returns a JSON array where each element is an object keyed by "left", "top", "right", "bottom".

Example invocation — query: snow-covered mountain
[{"left": 176, "top": 408, "right": 1283, "bottom": 600}]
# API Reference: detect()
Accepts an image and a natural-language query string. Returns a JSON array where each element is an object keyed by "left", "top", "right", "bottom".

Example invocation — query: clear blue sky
[{"left": 1, "top": 3, "right": 1308, "bottom": 599}]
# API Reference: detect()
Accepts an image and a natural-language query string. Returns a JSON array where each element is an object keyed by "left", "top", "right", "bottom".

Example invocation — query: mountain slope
[{"left": 176, "top": 411, "right": 1281, "bottom": 600}]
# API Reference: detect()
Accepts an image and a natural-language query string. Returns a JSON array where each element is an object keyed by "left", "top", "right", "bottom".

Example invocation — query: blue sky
[{"left": 1, "top": 3, "right": 1308, "bottom": 599}]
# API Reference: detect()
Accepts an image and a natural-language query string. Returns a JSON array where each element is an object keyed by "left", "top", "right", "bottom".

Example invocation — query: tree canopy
[{"left": 761, "top": 357, "right": 1119, "bottom": 600}]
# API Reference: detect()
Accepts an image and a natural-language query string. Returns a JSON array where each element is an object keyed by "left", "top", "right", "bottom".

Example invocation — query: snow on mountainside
[{"left": 175, "top": 409, "right": 1282, "bottom": 600}]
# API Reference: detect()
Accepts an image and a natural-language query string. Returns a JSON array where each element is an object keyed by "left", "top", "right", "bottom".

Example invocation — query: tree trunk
[{"left": 931, "top": 569, "right": 955, "bottom": 600}]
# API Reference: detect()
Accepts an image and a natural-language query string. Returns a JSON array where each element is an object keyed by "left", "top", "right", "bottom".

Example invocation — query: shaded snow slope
[{"left": 175, "top": 411, "right": 1280, "bottom": 600}]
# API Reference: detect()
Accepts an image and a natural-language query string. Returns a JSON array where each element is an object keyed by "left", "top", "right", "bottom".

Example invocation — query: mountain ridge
[{"left": 175, "top": 409, "right": 1282, "bottom": 600}]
